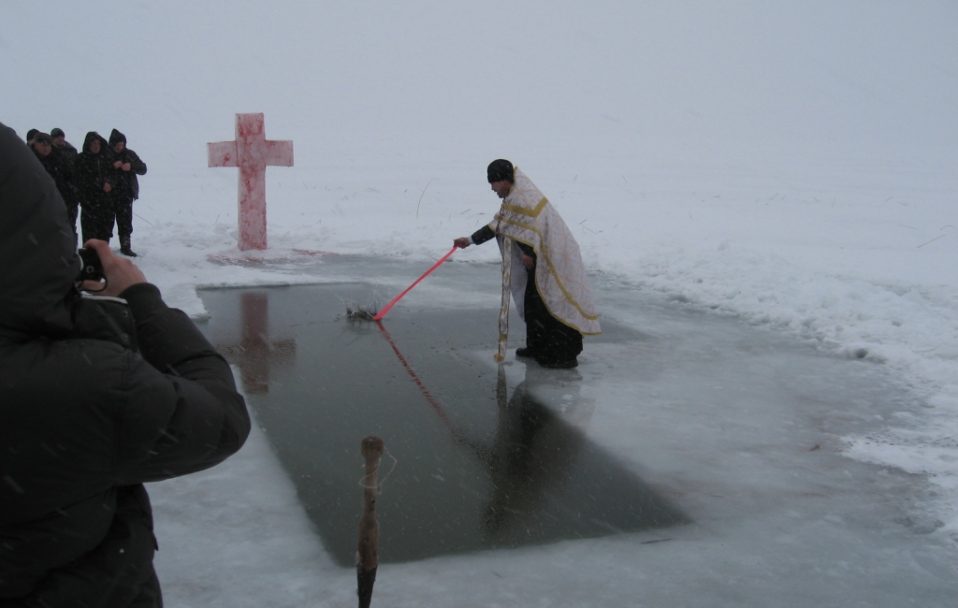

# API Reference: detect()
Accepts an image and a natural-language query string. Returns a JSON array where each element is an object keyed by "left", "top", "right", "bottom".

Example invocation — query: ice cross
[{"left": 208, "top": 113, "right": 294, "bottom": 250}]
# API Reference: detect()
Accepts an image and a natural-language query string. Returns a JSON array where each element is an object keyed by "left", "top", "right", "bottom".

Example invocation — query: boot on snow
[{"left": 120, "top": 237, "right": 138, "bottom": 257}]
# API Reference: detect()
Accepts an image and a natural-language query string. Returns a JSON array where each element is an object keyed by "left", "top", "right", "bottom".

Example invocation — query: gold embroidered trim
[
  {"left": 501, "top": 196, "right": 548, "bottom": 218},
  {"left": 499, "top": 217, "right": 600, "bottom": 324}
]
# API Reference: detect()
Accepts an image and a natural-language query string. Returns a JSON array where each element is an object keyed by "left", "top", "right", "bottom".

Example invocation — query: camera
[{"left": 78, "top": 248, "right": 104, "bottom": 281}]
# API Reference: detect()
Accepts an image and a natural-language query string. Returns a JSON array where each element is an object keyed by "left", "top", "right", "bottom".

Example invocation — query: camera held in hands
[{"left": 78, "top": 248, "right": 104, "bottom": 282}]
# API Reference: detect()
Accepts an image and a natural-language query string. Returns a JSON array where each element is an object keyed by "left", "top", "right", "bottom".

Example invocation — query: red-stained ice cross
[{"left": 208, "top": 113, "right": 293, "bottom": 250}]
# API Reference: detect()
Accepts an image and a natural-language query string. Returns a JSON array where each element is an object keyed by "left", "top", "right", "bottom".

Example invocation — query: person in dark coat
[
  {"left": 108, "top": 128, "right": 147, "bottom": 256},
  {"left": 74, "top": 130, "right": 116, "bottom": 244},
  {"left": 30, "top": 132, "right": 78, "bottom": 235},
  {"left": 50, "top": 127, "right": 79, "bottom": 164},
  {"left": 0, "top": 121, "right": 251, "bottom": 607},
  {"left": 50, "top": 129, "right": 80, "bottom": 176},
  {"left": 50, "top": 128, "right": 81, "bottom": 234}
]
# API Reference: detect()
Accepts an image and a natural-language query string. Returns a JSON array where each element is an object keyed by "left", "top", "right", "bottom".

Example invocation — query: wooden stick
[{"left": 357, "top": 435, "right": 385, "bottom": 608}]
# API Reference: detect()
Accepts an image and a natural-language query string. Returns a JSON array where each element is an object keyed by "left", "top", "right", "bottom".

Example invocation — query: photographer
[{"left": 0, "top": 122, "right": 250, "bottom": 606}]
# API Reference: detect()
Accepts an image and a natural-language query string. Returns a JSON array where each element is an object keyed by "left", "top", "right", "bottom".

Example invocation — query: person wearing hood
[
  {"left": 30, "top": 132, "right": 78, "bottom": 235},
  {"left": 453, "top": 159, "right": 601, "bottom": 369},
  {"left": 75, "top": 130, "right": 116, "bottom": 244},
  {"left": 0, "top": 122, "right": 250, "bottom": 606},
  {"left": 108, "top": 128, "right": 148, "bottom": 256}
]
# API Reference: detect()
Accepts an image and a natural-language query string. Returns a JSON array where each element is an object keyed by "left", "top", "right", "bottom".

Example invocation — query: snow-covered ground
[{"left": 5, "top": 1, "right": 957, "bottom": 605}]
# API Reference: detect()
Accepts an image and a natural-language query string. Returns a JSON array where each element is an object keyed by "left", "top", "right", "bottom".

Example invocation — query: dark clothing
[
  {"left": 471, "top": 224, "right": 496, "bottom": 246},
  {"left": 51, "top": 140, "right": 79, "bottom": 191},
  {"left": 109, "top": 129, "right": 147, "bottom": 242},
  {"left": 109, "top": 129, "right": 146, "bottom": 201},
  {"left": 75, "top": 131, "right": 116, "bottom": 242},
  {"left": 32, "top": 145, "right": 77, "bottom": 232},
  {"left": 54, "top": 140, "right": 79, "bottom": 186},
  {"left": 0, "top": 122, "right": 250, "bottom": 607},
  {"left": 52, "top": 140, "right": 80, "bottom": 231},
  {"left": 53, "top": 140, "right": 78, "bottom": 165},
  {"left": 470, "top": 226, "right": 583, "bottom": 364},
  {"left": 116, "top": 201, "right": 135, "bottom": 241},
  {"left": 80, "top": 201, "right": 116, "bottom": 243},
  {"left": 522, "top": 259, "right": 583, "bottom": 363}
]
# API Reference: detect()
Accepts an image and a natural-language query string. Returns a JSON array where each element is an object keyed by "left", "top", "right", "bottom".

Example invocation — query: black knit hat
[
  {"left": 50, "top": 128, "right": 65, "bottom": 138},
  {"left": 487, "top": 159, "right": 514, "bottom": 183},
  {"left": 25, "top": 129, "right": 39, "bottom": 143}
]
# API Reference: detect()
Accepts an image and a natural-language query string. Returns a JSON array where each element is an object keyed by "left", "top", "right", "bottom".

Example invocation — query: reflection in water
[
  {"left": 213, "top": 291, "right": 296, "bottom": 394},
  {"left": 198, "top": 284, "right": 688, "bottom": 566},
  {"left": 482, "top": 366, "right": 589, "bottom": 539}
]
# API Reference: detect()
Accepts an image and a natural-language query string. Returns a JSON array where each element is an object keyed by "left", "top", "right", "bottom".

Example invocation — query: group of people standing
[{"left": 25, "top": 127, "right": 147, "bottom": 256}]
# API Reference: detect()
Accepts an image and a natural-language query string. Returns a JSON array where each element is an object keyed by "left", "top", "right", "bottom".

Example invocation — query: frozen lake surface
[
  {"left": 198, "top": 282, "right": 689, "bottom": 567},
  {"left": 153, "top": 255, "right": 956, "bottom": 607}
]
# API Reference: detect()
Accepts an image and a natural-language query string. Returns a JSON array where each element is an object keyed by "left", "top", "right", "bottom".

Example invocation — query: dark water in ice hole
[{"left": 196, "top": 281, "right": 689, "bottom": 567}]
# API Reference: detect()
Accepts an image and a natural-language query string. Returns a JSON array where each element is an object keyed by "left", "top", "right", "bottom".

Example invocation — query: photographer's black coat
[{"left": 0, "top": 123, "right": 251, "bottom": 606}]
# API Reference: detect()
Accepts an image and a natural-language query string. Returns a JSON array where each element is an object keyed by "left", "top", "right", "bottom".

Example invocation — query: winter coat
[
  {"left": 32, "top": 145, "right": 75, "bottom": 209},
  {"left": 74, "top": 131, "right": 114, "bottom": 209},
  {"left": 55, "top": 140, "right": 79, "bottom": 163},
  {"left": 108, "top": 129, "right": 147, "bottom": 201},
  {"left": 0, "top": 122, "right": 251, "bottom": 607}
]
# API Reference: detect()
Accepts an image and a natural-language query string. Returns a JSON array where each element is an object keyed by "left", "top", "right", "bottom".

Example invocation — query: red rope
[
  {"left": 374, "top": 320, "right": 454, "bottom": 429},
  {"left": 372, "top": 246, "right": 458, "bottom": 321}
]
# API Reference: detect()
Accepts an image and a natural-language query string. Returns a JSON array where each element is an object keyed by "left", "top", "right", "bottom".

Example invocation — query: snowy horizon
[{"left": 5, "top": 1, "right": 957, "bottom": 605}]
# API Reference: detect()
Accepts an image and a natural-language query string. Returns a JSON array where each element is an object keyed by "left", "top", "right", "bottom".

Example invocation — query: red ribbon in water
[{"left": 373, "top": 246, "right": 458, "bottom": 321}]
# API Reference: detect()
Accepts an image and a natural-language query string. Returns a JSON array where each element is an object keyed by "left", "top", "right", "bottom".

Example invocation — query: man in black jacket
[
  {"left": 31, "top": 131, "right": 78, "bottom": 235},
  {"left": 50, "top": 127, "right": 78, "bottom": 163},
  {"left": 108, "top": 128, "right": 147, "bottom": 256},
  {"left": 75, "top": 131, "right": 116, "bottom": 244},
  {"left": 0, "top": 122, "right": 251, "bottom": 607},
  {"left": 50, "top": 128, "right": 81, "bottom": 233}
]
